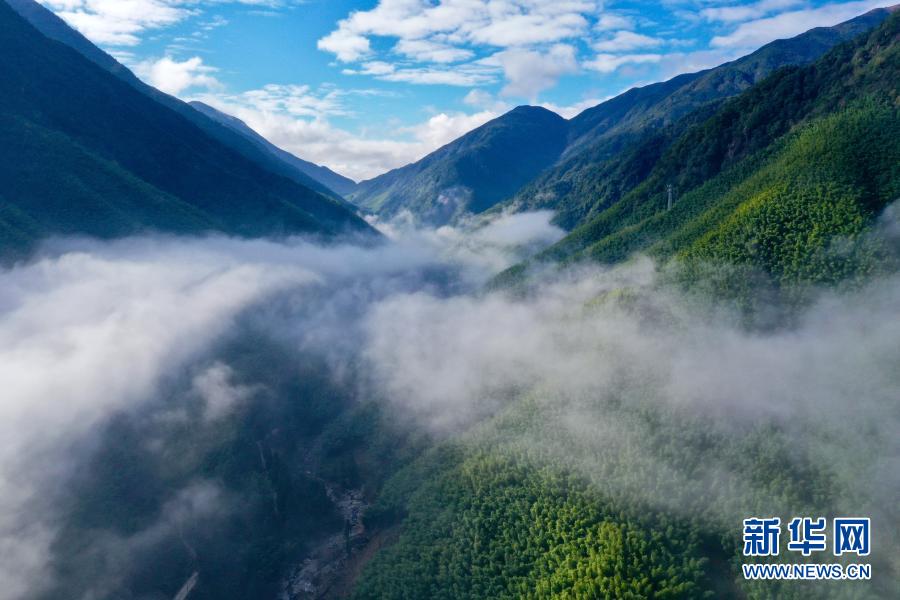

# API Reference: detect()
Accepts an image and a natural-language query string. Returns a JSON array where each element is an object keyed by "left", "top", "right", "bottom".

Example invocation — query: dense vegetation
[
  {"left": 39, "top": 326, "right": 427, "bottom": 600},
  {"left": 493, "top": 12, "right": 900, "bottom": 299},
  {"left": 6, "top": 2, "right": 897, "bottom": 598},
  {"left": 569, "top": 102, "right": 899, "bottom": 288},
  {"left": 349, "top": 13, "right": 900, "bottom": 600},
  {"left": 502, "top": 7, "right": 893, "bottom": 231},
  {"left": 0, "top": 1, "right": 370, "bottom": 260},
  {"left": 354, "top": 358, "right": 895, "bottom": 599}
]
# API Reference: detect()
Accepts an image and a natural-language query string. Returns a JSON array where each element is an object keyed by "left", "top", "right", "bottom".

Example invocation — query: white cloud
[
  {"left": 404, "top": 109, "right": 502, "bottom": 151},
  {"left": 583, "top": 52, "right": 662, "bottom": 74},
  {"left": 485, "top": 44, "right": 579, "bottom": 98},
  {"left": 701, "top": 0, "right": 807, "bottom": 23},
  {"left": 394, "top": 38, "right": 475, "bottom": 63},
  {"left": 463, "top": 88, "right": 511, "bottom": 112},
  {"left": 191, "top": 362, "right": 256, "bottom": 422},
  {"left": 655, "top": 47, "right": 747, "bottom": 78},
  {"left": 320, "top": 1, "right": 601, "bottom": 95},
  {"left": 192, "top": 87, "right": 502, "bottom": 180},
  {"left": 133, "top": 55, "right": 222, "bottom": 95},
  {"left": 318, "top": 26, "right": 371, "bottom": 62},
  {"left": 710, "top": 0, "right": 888, "bottom": 48},
  {"left": 233, "top": 84, "right": 349, "bottom": 117},
  {"left": 342, "top": 62, "right": 497, "bottom": 87},
  {"left": 466, "top": 8, "right": 592, "bottom": 46},
  {"left": 0, "top": 204, "right": 574, "bottom": 596},
  {"left": 39, "top": 1, "right": 298, "bottom": 47},
  {"left": 342, "top": 61, "right": 397, "bottom": 76},
  {"left": 41, "top": 0, "right": 189, "bottom": 46},
  {"left": 592, "top": 30, "right": 664, "bottom": 52},
  {"left": 0, "top": 241, "right": 318, "bottom": 599},
  {"left": 379, "top": 66, "right": 495, "bottom": 86},
  {"left": 594, "top": 13, "right": 636, "bottom": 31},
  {"left": 3, "top": 205, "right": 898, "bottom": 595}
]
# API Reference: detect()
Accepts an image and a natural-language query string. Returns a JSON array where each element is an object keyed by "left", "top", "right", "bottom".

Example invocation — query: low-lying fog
[{"left": 1, "top": 209, "right": 897, "bottom": 598}]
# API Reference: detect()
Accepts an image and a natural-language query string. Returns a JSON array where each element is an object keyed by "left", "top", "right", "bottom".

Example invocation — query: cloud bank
[
  {"left": 1, "top": 205, "right": 897, "bottom": 596},
  {"left": 0, "top": 212, "right": 562, "bottom": 598}
]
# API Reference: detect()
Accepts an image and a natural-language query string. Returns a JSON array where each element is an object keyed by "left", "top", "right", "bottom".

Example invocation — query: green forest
[
  {"left": 349, "top": 14, "right": 900, "bottom": 600},
  {"left": 4, "top": 2, "right": 898, "bottom": 599}
]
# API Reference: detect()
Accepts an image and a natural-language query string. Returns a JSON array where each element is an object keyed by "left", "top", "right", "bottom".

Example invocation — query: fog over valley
[
  {"left": 2, "top": 1, "right": 900, "bottom": 597},
  {"left": 1, "top": 206, "right": 898, "bottom": 598}
]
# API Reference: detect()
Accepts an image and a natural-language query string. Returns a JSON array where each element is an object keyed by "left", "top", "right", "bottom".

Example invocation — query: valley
[{"left": 0, "top": 2, "right": 898, "bottom": 599}]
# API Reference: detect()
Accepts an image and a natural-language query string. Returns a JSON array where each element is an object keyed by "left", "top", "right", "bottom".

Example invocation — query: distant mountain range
[
  {"left": 350, "top": 6, "right": 896, "bottom": 229},
  {"left": 505, "top": 5, "right": 896, "bottom": 229},
  {"left": 2, "top": 0, "right": 896, "bottom": 279},
  {"left": 0, "top": 0, "right": 372, "bottom": 259},
  {"left": 493, "top": 8, "right": 900, "bottom": 289}
]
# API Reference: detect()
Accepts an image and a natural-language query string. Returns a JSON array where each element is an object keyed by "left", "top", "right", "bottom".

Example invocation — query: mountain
[
  {"left": 504, "top": 6, "right": 897, "bottom": 230},
  {"left": 354, "top": 19, "right": 900, "bottom": 597},
  {"left": 349, "top": 7, "right": 893, "bottom": 229},
  {"left": 15, "top": 7, "right": 898, "bottom": 600},
  {"left": 190, "top": 101, "right": 358, "bottom": 196},
  {"left": 497, "top": 10, "right": 900, "bottom": 293},
  {"left": 0, "top": 1, "right": 372, "bottom": 259},
  {"left": 565, "top": 7, "right": 892, "bottom": 154},
  {"left": 349, "top": 106, "right": 568, "bottom": 225},
  {"left": 3, "top": 0, "right": 352, "bottom": 205}
]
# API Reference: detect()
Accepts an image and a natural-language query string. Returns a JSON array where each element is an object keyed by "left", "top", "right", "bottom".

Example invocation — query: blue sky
[{"left": 38, "top": 0, "right": 894, "bottom": 180}]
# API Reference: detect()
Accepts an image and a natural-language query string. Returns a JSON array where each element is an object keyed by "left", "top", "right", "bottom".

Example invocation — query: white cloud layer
[
  {"left": 134, "top": 55, "right": 222, "bottom": 95},
  {"left": 191, "top": 86, "right": 504, "bottom": 180},
  {"left": 40, "top": 1, "right": 296, "bottom": 46},
  {"left": 41, "top": 0, "right": 188, "bottom": 46},
  {"left": 710, "top": 0, "right": 890, "bottom": 48},
  {"left": 319, "top": 0, "right": 601, "bottom": 97},
  {"left": 584, "top": 52, "right": 662, "bottom": 73},
  {"left": 485, "top": 43, "right": 580, "bottom": 98},
  {"left": 1, "top": 204, "right": 898, "bottom": 595},
  {"left": 701, "top": 0, "right": 807, "bottom": 23},
  {"left": 318, "top": 0, "right": 600, "bottom": 61},
  {"left": 0, "top": 242, "right": 319, "bottom": 599},
  {"left": 0, "top": 210, "right": 564, "bottom": 597},
  {"left": 592, "top": 30, "right": 663, "bottom": 52}
]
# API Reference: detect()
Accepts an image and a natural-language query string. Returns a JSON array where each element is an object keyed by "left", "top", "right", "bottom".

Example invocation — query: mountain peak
[
  {"left": 508, "top": 105, "right": 560, "bottom": 117},
  {"left": 349, "top": 103, "right": 570, "bottom": 223}
]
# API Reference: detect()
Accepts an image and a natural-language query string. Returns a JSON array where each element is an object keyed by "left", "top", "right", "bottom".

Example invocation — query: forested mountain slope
[
  {"left": 504, "top": 6, "right": 896, "bottom": 230},
  {"left": 2, "top": 0, "right": 350, "bottom": 203},
  {"left": 346, "top": 8, "right": 893, "bottom": 230},
  {"left": 0, "top": 1, "right": 371, "bottom": 259},
  {"left": 495, "top": 11, "right": 900, "bottom": 295},
  {"left": 349, "top": 106, "right": 568, "bottom": 225},
  {"left": 351, "top": 18, "right": 900, "bottom": 597}
]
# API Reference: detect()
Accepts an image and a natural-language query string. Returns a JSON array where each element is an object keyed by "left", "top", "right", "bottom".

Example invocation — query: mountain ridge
[
  {"left": 349, "top": 6, "right": 895, "bottom": 228},
  {"left": 350, "top": 105, "right": 568, "bottom": 225},
  {"left": 0, "top": 1, "right": 373, "bottom": 259},
  {"left": 2, "top": 0, "right": 353, "bottom": 202},
  {"left": 504, "top": 5, "right": 898, "bottom": 229},
  {"left": 189, "top": 101, "right": 359, "bottom": 197},
  {"left": 493, "top": 10, "right": 900, "bottom": 293}
]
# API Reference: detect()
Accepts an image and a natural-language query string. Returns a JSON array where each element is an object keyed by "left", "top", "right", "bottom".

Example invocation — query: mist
[{"left": 0, "top": 208, "right": 897, "bottom": 598}]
